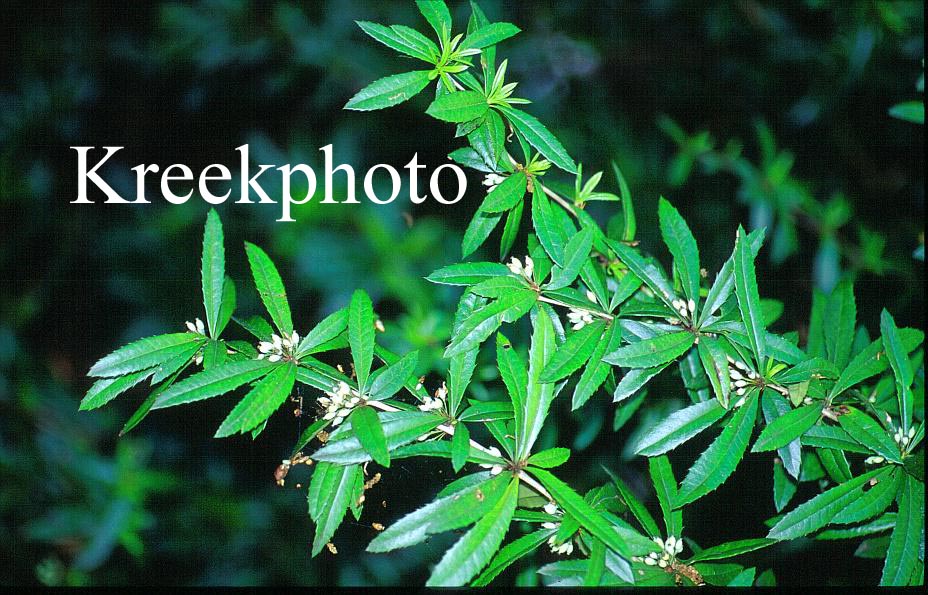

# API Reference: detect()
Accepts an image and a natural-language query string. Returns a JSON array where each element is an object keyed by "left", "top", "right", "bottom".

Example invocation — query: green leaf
[
  {"left": 215, "top": 276, "right": 236, "bottom": 337},
  {"left": 462, "top": 22, "right": 520, "bottom": 49},
  {"left": 308, "top": 462, "right": 361, "bottom": 556},
  {"left": 546, "top": 227, "right": 594, "bottom": 290},
  {"left": 344, "top": 70, "right": 432, "bottom": 111},
  {"left": 633, "top": 400, "right": 727, "bottom": 457},
  {"left": 152, "top": 360, "right": 275, "bottom": 410},
  {"left": 676, "top": 395, "right": 758, "bottom": 507},
  {"left": 688, "top": 538, "right": 777, "bottom": 563},
  {"left": 573, "top": 323, "right": 622, "bottom": 409},
  {"left": 832, "top": 467, "right": 901, "bottom": 525},
  {"left": 610, "top": 161, "right": 637, "bottom": 242},
  {"left": 294, "top": 308, "right": 348, "bottom": 357},
  {"left": 499, "top": 197, "right": 523, "bottom": 259},
  {"left": 751, "top": 405, "right": 821, "bottom": 453},
  {"left": 426, "top": 477, "right": 519, "bottom": 586},
  {"left": 613, "top": 363, "right": 671, "bottom": 403},
  {"left": 427, "top": 262, "right": 512, "bottom": 285},
  {"left": 461, "top": 208, "right": 503, "bottom": 258},
  {"left": 472, "top": 528, "right": 553, "bottom": 586},
  {"left": 481, "top": 172, "right": 527, "bottom": 212},
  {"left": 880, "top": 474, "right": 924, "bottom": 585},
  {"left": 823, "top": 279, "right": 856, "bottom": 369},
  {"left": 369, "top": 472, "right": 511, "bottom": 554},
  {"left": 244, "top": 242, "right": 292, "bottom": 335},
  {"left": 426, "top": 90, "right": 489, "bottom": 123},
  {"left": 532, "top": 468, "right": 631, "bottom": 557},
  {"left": 649, "top": 456, "right": 682, "bottom": 537},
  {"left": 657, "top": 197, "right": 700, "bottom": 310},
  {"left": 733, "top": 227, "right": 766, "bottom": 368},
  {"left": 445, "top": 290, "right": 536, "bottom": 357},
  {"left": 766, "top": 467, "right": 887, "bottom": 540},
  {"left": 214, "top": 362, "right": 296, "bottom": 437},
  {"left": 837, "top": 408, "right": 902, "bottom": 464},
  {"left": 497, "top": 332, "right": 527, "bottom": 411},
  {"left": 515, "top": 307, "right": 558, "bottom": 459},
  {"left": 698, "top": 338, "right": 731, "bottom": 407},
  {"left": 356, "top": 21, "right": 436, "bottom": 62},
  {"left": 451, "top": 423, "right": 471, "bottom": 472},
  {"left": 527, "top": 447, "right": 571, "bottom": 468},
  {"left": 880, "top": 309, "right": 915, "bottom": 431},
  {"left": 201, "top": 209, "right": 225, "bottom": 338},
  {"left": 540, "top": 320, "right": 605, "bottom": 382},
  {"left": 368, "top": 350, "right": 418, "bottom": 401},
  {"left": 828, "top": 327, "right": 924, "bottom": 398},
  {"left": 350, "top": 405, "right": 390, "bottom": 467},
  {"left": 698, "top": 229, "right": 764, "bottom": 326},
  {"left": 348, "top": 289, "right": 375, "bottom": 391},
  {"left": 607, "top": 239, "right": 675, "bottom": 308},
  {"left": 80, "top": 369, "right": 155, "bottom": 411},
  {"left": 416, "top": 0, "right": 452, "bottom": 41},
  {"left": 603, "top": 332, "right": 694, "bottom": 369},
  {"left": 88, "top": 333, "right": 202, "bottom": 377},
  {"left": 312, "top": 410, "right": 443, "bottom": 465},
  {"left": 498, "top": 106, "right": 577, "bottom": 173},
  {"left": 604, "top": 468, "right": 661, "bottom": 538},
  {"left": 888, "top": 100, "right": 925, "bottom": 124}
]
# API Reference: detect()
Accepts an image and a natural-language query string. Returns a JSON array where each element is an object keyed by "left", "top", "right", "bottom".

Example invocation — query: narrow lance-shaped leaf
[
  {"left": 416, "top": 0, "right": 452, "bottom": 41},
  {"left": 698, "top": 228, "right": 764, "bottom": 326},
  {"left": 603, "top": 332, "right": 695, "bottom": 369},
  {"left": 152, "top": 360, "right": 275, "bottom": 410},
  {"left": 823, "top": 279, "right": 856, "bottom": 369},
  {"left": 312, "top": 410, "right": 443, "bottom": 465},
  {"left": 426, "top": 477, "right": 519, "bottom": 587},
  {"left": 546, "top": 227, "right": 594, "bottom": 290},
  {"left": 368, "top": 350, "right": 418, "bottom": 401},
  {"left": 733, "top": 226, "right": 766, "bottom": 368},
  {"left": 751, "top": 404, "right": 822, "bottom": 453},
  {"left": 461, "top": 22, "right": 520, "bottom": 49},
  {"left": 244, "top": 242, "right": 293, "bottom": 335},
  {"left": 880, "top": 309, "right": 915, "bottom": 431},
  {"left": 308, "top": 463, "right": 362, "bottom": 556},
  {"left": 516, "top": 307, "right": 558, "bottom": 459},
  {"left": 349, "top": 289, "right": 375, "bottom": 391},
  {"left": 481, "top": 171, "right": 527, "bottom": 212},
  {"left": 215, "top": 362, "right": 297, "bottom": 437},
  {"left": 451, "top": 423, "right": 471, "bottom": 472},
  {"left": 828, "top": 327, "right": 924, "bottom": 398},
  {"left": 498, "top": 106, "right": 577, "bottom": 173},
  {"left": 88, "top": 333, "right": 202, "bottom": 378},
  {"left": 472, "top": 528, "right": 554, "bottom": 586},
  {"left": 356, "top": 21, "right": 436, "bottom": 62},
  {"left": 657, "top": 197, "right": 700, "bottom": 314},
  {"left": 880, "top": 474, "right": 924, "bottom": 586},
  {"left": 633, "top": 400, "right": 727, "bottom": 457},
  {"left": 426, "top": 90, "right": 489, "bottom": 123},
  {"left": 837, "top": 407, "right": 902, "bottom": 464},
  {"left": 201, "top": 209, "right": 225, "bottom": 338},
  {"left": 676, "top": 395, "right": 759, "bottom": 507},
  {"left": 350, "top": 405, "right": 390, "bottom": 467},
  {"left": 540, "top": 320, "right": 605, "bottom": 382},
  {"left": 295, "top": 307, "right": 348, "bottom": 357},
  {"left": 649, "top": 455, "right": 682, "bottom": 537},
  {"left": 344, "top": 70, "right": 432, "bottom": 111}
]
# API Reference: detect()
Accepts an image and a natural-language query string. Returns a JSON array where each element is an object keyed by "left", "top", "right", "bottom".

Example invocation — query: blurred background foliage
[{"left": 1, "top": 0, "right": 923, "bottom": 586}]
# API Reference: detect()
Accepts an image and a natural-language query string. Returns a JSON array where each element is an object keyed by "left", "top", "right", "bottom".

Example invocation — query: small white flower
[
  {"left": 483, "top": 173, "right": 506, "bottom": 193},
  {"left": 865, "top": 456, "right": 885, "bottom": 465},
  {"left": 543, "top": 502, "right": 559, "bottom": 515},
  {"left": 687, "top": 299, "right": 696, "bottom": 313},
  {"left": 585, "top": 290, "right": 598, "bottom": 304},
  {"left": 567, "top": 308, "right": 595, "bottom": 330},
  {"left": 479, "top": 446, "right": 505, "bottom": 475},
  {"left": 507, "top": 256, "right": 534, "bottom": 281},
  {"left": 547, "top": 535, "right": 574, "bottom": 556},
  {"left": 320, "top": 381, "right": 363, "bottom": 426},
  {"left": 185, "top": 318, "right": 206, "bottom": 335}
]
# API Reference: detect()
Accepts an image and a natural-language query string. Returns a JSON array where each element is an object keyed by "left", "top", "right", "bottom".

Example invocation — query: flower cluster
[
  {"left": 184, "top": 318, "right": 207, "bottom": 364},
  {"left": 894, "top": 426, "right": 915, "bottom": 448},
  {"left": 318, "top": 381, "right": 362, "bottom": 426},
  {"left": 635, "top": 535, "right": 683, "bottom": 568},
  {"left": 541, "top": 502, "right": 574, "bottom": 555},
  {"left": 506, "top": 255, "right": 534, "bottom": 281},
  {"left": 727, "top": 356, "right": 760, "bottom": 407},
  {"left": 482, "top": 173, "right": 506, "bottom": 193},
  {"left": 671, "top": 297, "right": 696, "bottom": 320},
  {"left": 567, "top": 290, "right": 599, "bottom": 330},
  {"left": 257, "top": 331, "right": 300, "bottom": 362},
  {"left": 418, "top": 382, "right": 448, "bottom": 412}
]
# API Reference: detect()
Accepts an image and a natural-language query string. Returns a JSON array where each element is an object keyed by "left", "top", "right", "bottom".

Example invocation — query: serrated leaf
[
  {"left": 416, "top": 0, "right": 452, "bottom": 41},
  {"left": 312, "top": 410, "right": 443, "bottom": 465},
  {"left": 461, "top": 208, "right": 503, "bottom": 258},
  {"left": 451, "top": 423, "right": 471, "bottom": 472},
  {"left": 472, "top": 528, "right": 553, "bottom": 586},
  {"left": 880, "top": 309, "right": 915, "bottom": 431},
  {"left": 540, "top": 320, "right": 605, "bottom": 382},
  {"left": 573, "top": 323, "right": 621, "bottom": 409},
  {"left": 837, "top": 408, "right": 902, "bottom": 464},
  {"left": 350, "top": 405, "right": 390, "bottom": 466},
  {"left": 752, "top": 405, "right": 821, "bottom": 453},
  {"left": 829, "top": 327, "right": 924, "bottom": 398},
  {"left": 151, "top": 360, "right": 275, "bottom": 410},
  {"left": 546, "top": 227, "right": 594, "bottom": 290},
  {"left": 295, "top": 307, "right": 348, "bottom": 357},
  {"left": 348, "top": 289, "right": 375, "bottom": 391},
  {"left": 308, "top": 462, "right": 361, "bottom": 556},
  {"left": 426, "top": 477, "right": 519, "bottom": 586},
  {"left": 880, "top": 474, "right": 924, "bottom": 585},
  {"left": 499, "top": 106, "right": 577, "bottom": 173},
  {"left": 649, "top": 456, "right": 682, "bottom": 536},
  {"left": 214, "top": 362, "right": 296, "bottom": 437},
  {"left": 527, "top": 447, "right": 570, "bottom": 468},
  {"left": 515, "top": 307, "right": 557, "bottom": 459},
  {"left": 698, "top": 229, "right": 764, "bottom": 326},
  {"left": 766, "top": 467, "right": 887, "bottom": 540},
  {"left": 676, "top": 395, "right": 758, "bottom": 507},
  {"left": 88, "top": 333, "right": 202, "bottom": 378},
  {"left": 603, "top": 332, "right": 694, "bottom": 369},
  {"left": 368, "top": 350, "right": 418, "bottom": 401},
  {"left": 461, "top": 22, "right": 520, "bottom": 49},
  {"left": 427, "top": 90, "right": 489, "bottom": 123},
  {"left": 634, "top": 400, "right": 727, "bottom": 457},
  {"left": 427, "top": 262, "right": 513, "bottom": 285},
  {"left": 657, "top": 197, "right": 700, "bottom": 310},
  {"left": 481, "top": 172, "right": 527, "bottom": 212},
  {"left": 832, "top": 467, "right": 901, "bottom": 525},
  {"left": 733, "top": 227, "right": 766, "bottom": 368},
  {"left": 244, "top": 242, "right": 292, "bottom": 335},
  {"left": 823, "top": 279, "right": 856, "bottom": 369},
  {"left": 607, "top": 239, "right": 676, "bottom": 307},
  {"left": 445, "top": 290, "right": 536, "bottom": 357},
  {"left": 356, "top": 21, "right": 436, "bottom": 62},
  {"left": 201, "top": 209, "right": 225, "bottom": 338},
  {"left": 345, "top": 70, "right": 432, "bottom": 111},
  {"left": 80, "top": 369, "right": 155, "bottom": 411},
  {"left": 687, "top": 538, "right": 777, "bottom": 563},
  {"left": 532, "top": 468, "right": 631, "bottom": 557}
]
